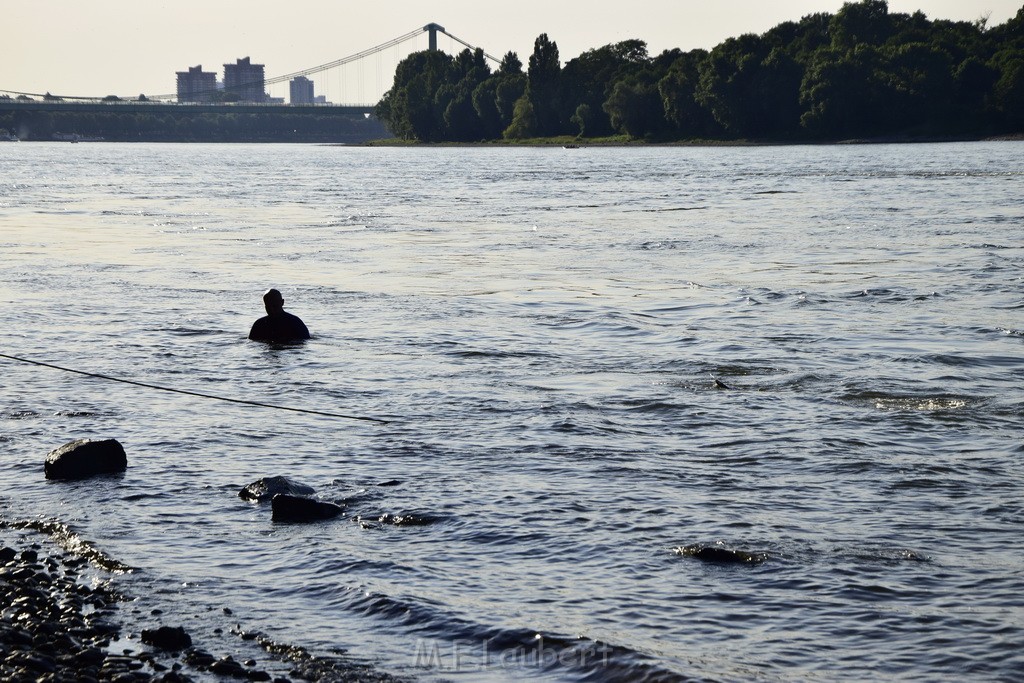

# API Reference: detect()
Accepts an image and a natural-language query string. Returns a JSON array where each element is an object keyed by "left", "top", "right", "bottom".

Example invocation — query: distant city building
[
  {"left": 175, "top": 65, "right": 217, "bottom": 103},
  {"left": 313, "top": 95, "right": 328, "bottom": 104},
  {"left": 290, "top": 76, "right": 315, "bottom": 104},
  {"left": 223, "top": 57, "right": 266, "bottom": 102}
]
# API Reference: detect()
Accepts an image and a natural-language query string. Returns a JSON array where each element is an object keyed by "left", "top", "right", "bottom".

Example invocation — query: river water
[{"left": 0, "top": 141, "right": 1022, "bottom": 682}]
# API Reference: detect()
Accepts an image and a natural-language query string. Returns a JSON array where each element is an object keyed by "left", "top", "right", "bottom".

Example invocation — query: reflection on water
[{"left": 1, "top": 141, "right": 1022, "bottom": 681}]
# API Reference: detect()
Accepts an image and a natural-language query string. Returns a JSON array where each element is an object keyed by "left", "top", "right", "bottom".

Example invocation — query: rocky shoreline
[{"left": 0, "top": 523, "right": 405, "bottom": 683}]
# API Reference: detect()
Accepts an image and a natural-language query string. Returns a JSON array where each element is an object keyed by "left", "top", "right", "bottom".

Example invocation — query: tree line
[{"left": 375, "top": 0, "right": 1024, "bottom": 142}]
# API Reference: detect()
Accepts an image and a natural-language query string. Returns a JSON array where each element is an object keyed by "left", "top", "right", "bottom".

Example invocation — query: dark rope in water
[{"left": 0, "top": 352, "right": 391, "bottom": 424}]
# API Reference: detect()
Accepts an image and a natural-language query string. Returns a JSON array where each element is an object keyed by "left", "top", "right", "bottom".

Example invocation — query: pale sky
[{"left": 3, "top": 1, "right": 1020, "bottom": 103}]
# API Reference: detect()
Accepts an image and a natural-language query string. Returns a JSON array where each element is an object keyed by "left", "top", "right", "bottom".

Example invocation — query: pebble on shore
[
  {"left": 0, "top": 530, "right": 280, "bottom": 683},
  {"left": 0, "top": 526, "right": 407, "bottom": 683}
]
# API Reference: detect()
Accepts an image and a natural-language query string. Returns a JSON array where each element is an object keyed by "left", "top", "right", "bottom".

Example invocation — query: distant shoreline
[
  {"left": 5, "top": 134, "right": 1021, "bottom": 146},
  {"left": 356, "top": 133, "right": 1024, "bottom": 148}
]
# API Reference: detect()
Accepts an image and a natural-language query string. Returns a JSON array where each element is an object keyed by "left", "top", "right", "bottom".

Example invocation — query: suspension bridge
[
  {"left": 255, "top": 23, "right": 499, "bottom": 107},
  {"left": 1, "top": 24, "right": 498, "bottom": 112}
]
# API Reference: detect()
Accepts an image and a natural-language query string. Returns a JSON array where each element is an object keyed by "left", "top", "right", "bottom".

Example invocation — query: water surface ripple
[{"left": 1, "top": 141, "right": 1022, "bottom": 681}]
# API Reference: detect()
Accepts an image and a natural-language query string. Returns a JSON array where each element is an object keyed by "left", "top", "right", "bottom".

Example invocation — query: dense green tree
[
  {"left": 883, "top": 42, "right": 956, "bottom": 130},
  {"left": 376, "top": 49, "right": 455, "bottom": 140},
  {"left": 830, "top": 0, "right": 895, "bottom": 49},
  {"left": 697, "top": 35, "right": 803, "bottom": 138},
  {"left": 499, "top": 51, "right": 523, "bottom": 75},
  {"left": 570, "top": 103, "right": 595, "bottom": 137},
  {"left": 472, "top": 55, "right": 528, "bottom": 139},
  {"left": 659, "top": 50, "right": 720, "bottom": 138},
  {"left": 455, "top": 48, "right": 491, "bottom": 86},
  {"left": 503, "top": 89, "right": 538, "bottom": 139},
  {"left": 471, "top": 79, "right": 503, "bottom": 139},
  {"left": 987, "top": 9, "right": 1024, "bottom": 129},
  {"left": 800, "top": 46, "right": 888, "bottom": 137},
  {"left": 561, "top": 40, "right": 653, "bottom": 137},
  {"left": 953, "top": 57, "right": 999, "bottom": 124},
  {"left": 494, "top": 74, "right": 527, "bottom": 127},
  {"left": 603, "top": 77, "right": 667, "bottom": 138},
  {"left": 528, "top": 33, "right": 561, "bottom": 86},
  {"left": 992, "top": 56, "right": 1024, "bottom": 128},
  {"left": 374, "top": 0, "right": 1024, "bottom": 142},
  {"left": 526, "top": 33, "right": 563, "bottom": 135},
  {"left": 443, "top": 84, "right": 484, "bottom": 141}
]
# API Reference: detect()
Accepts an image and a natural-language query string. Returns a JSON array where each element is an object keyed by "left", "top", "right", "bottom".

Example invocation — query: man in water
[{"left": 248, "top": 288, "right": 311, "bottom": 343}]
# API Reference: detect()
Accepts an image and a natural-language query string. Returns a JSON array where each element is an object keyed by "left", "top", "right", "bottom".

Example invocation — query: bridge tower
[{"left": 424, "top": 23, "right": 445, "bottom": 51}]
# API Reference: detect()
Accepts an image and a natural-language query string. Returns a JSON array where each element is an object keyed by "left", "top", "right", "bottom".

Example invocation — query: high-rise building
[
  {"left": 223, "top": 57, "right": 266, "bottom": 102},
  {"left": 175, "top": 65, "right": 217, "bottom": 103},
  {"left": 290, "top": 76, "right": 315, "bottom": 105}
]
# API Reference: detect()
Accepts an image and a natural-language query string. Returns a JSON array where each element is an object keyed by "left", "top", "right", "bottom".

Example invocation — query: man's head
[{"left": 263, "top": 288, "right": 284, "bottom": 314}]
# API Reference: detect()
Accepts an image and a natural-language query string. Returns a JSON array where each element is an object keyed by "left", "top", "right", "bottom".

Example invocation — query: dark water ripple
[{"left": 1, "top": 142, "right": 1023, "bottom": 681}]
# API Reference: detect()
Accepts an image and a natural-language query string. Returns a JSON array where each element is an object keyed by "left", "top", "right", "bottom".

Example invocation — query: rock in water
[
  {"left": 676, "top": 543, "right": 768, "bottom": 565},
  {"left": 238, "top": 476, "right": 315, "bottom": 502},
  {"left": 44, "top": 439, "right": 127, "bottom": 480},
  {"left": 141, "top": 625, "right": 192, "bottom": 651},
  {"left": 271, "top": 494, "right": 343, "bottom": 522}
]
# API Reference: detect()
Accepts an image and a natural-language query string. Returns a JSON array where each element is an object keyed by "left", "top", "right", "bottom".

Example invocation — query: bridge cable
[
  {"left": 0, "top": 352, "right": 391, "bottom": 424},
  {"left": 438, "top": 30, "right": 501, "bottom": 63},
  {"left": 4, "top": 26, "right": 498, "bottom": 102}
]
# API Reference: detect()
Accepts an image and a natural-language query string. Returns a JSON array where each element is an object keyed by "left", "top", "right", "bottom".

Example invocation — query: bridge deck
[{"left": 0, "top": 100, "right": 376, "bottom": 117}]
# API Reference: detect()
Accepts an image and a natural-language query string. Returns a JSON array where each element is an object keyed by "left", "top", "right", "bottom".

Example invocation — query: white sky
[{"left": 3, "top": 1, "right": 1020, "bottom": 101}]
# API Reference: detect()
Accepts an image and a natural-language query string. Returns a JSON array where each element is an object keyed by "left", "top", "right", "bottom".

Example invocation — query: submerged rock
[
  {"left": 271, "top": 494, "right": 344, "bottom": 523},
  {"left": 141, "top": 625, "right": 192, "bottom": 651},
  {"left": 365, "top": 513, "right": 436, "bottom": 527},
  {"left": 44, "top": 439, "right": 127, "bottom": 480},
  {"left": 238, "top": 476, "right": 315, "bottom": 502},
  {"left": 675, "top": 542, "right": 768, "bottom": 565}
]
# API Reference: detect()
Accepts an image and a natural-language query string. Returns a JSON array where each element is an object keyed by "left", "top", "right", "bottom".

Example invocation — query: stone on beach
[
  {"left": 0, "top": 534, "right": 380, "bottom": 682},
  {"left": 271, "top": 494, "right": 344, "bottom": 522},
  {"left": 44, "top": 438, "right": 127, "bottom": 480},
  {"left": 238, "top": 476, "right": 315, "bottom": 502},
  {"left": 141, "top": 625, "right": 193, "bottom": 651},
  {"left": 0, "top": 539, "right": 126, "bottom": 681}
]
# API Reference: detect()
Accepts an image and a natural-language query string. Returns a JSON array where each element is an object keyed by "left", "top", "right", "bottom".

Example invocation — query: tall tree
[
  {"left": 603, "top": 77, "right": 666, "bottom": 138},
  {"left": 659, "top": 50, "right": 720, "bottom": 138},
  {"left": 504, "top": 89, "right": 538, "bottom": 139},
  {"left": 526, "top": 34, "right": 563, "bottom": 136},
  {"left": 562, "top": 40, "right": 652, "bottom": 137},
  {"left": 697, "top": 35, "right": 803, "bottom": 138},
  {"left": 376, "top": 50, "right": 454, "bottom": 140},
  {"left": 830, "top": 0, "right": 895, "bottom": 49},
  {"left": 499, "top": 51, "right": 523, "bottom": 75}
]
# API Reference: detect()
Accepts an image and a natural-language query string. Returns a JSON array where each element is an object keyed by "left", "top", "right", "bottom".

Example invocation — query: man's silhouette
[{"left": 248, "top": 288, "right": 310, "bottom": 343}]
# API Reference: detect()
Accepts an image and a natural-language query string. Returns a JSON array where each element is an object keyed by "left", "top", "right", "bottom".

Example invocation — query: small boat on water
[{"left": 0, "top": 130, "right": 18, "bottom": 142}]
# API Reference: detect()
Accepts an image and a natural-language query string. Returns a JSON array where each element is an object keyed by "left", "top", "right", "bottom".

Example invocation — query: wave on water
[
  {"left": 0, "top": 516, "right": 132, "bottom": 573},
  {"left": 841, "top": 390, "right": 972, "bottom": 412},
  {"left": 634, "top": 206, "right": 708, "bottom": 212},
  {"left": 314, "top": 585, "right": 692, "bottom": 682},
  {"left": 844, "top": 287, "right": 940, "bottom": 302}
]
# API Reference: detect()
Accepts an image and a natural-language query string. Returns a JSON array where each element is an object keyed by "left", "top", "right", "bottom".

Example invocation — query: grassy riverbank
[{"left": 359, "top": 132, "right": 1024, "bottom": 147}]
